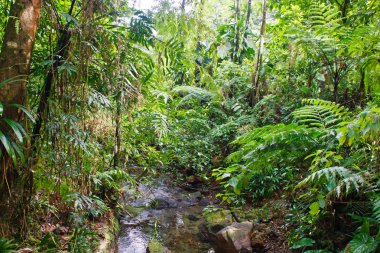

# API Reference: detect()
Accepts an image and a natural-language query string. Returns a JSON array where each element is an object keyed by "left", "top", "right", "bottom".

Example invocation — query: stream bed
[{"left": 117, "top": 176, "right": 216, "bottom": 253}]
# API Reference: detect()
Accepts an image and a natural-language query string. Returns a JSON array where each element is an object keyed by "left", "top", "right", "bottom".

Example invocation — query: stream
[{"left": 117, "top": 176, "right": 216, "bottom": 253}]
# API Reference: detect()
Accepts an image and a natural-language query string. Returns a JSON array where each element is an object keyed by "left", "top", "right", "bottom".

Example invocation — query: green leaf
[
  {"left": 3, "top": 118, "right": 25, "bottom": 142},
  {"left": 8, "top": 103, "right": 35, "bottom": 123},
  {"left": 290, "top": 238, "right": 316, "bottom": 249},
  {"left": 0, "top": 130, "right": 17, "bottom": 164},
  {"left": 309, "top": 202, "right": 320, "bottom": 216},
  {"left": 348, "top": 233, "right": 378, "bottom": 253},
  {"left": 0, "top": 75, "right": 27, "bottom": 89}
]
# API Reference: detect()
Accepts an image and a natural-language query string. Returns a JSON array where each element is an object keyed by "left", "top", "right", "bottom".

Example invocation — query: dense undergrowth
[{"left": 0, "top": 0, "right": 379, "bottom": 252}]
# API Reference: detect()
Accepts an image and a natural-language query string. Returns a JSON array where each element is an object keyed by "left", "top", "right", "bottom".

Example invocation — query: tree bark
[
  {"left": 233, "top": 0, "right": 241, "bottom": 62},
  {"left": 113, "top": 92, "right": 122, "bottom": 169},
  {"left": 244, "top": 0, "right": 252, "bottom": 36},
  {"left": 0, "top": 0, "right": 41, "bottom": 236},
  {"left": 249, "top": 0, "right": 267, "bottom": 106}
]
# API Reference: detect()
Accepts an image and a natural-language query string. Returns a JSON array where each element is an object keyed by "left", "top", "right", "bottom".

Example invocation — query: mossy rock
[
  {"left": 124, "top": 205, "right": 145, "bottom": 217},
  {"left": 147, "top": 239, "right": 169, "bottom": 253},
  {"left": 204, "top": 210, "right": 233, "bottom": 233}
]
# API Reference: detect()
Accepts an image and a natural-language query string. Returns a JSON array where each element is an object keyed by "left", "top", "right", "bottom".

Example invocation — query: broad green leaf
[
  {"left": 348, "top": 233, "right": 378, "bottom": 253},
  {"left": 3, "top": 118, "right": 25, "bottom": 142},
  {"left": 290, "top": 238, "right": 316, "bottom": 249}
]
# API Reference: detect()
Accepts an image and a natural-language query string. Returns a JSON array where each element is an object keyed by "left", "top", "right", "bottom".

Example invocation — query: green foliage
[
  {"left": 293, "top": 99, "right": 349, "bottom": 129},
  {"left": 290, "top": 237, "right": 316, "bottom": 250},
  {"left": 213, "top": 122, "right": 322, "bottom": 202},
  {"left": 337, "top": 106, "right": 380, "bottom": 146},
  {"left": 346, "top": 221, "right": 380, "bottom": 253},
  {"left": 296, "top": 166, "right": 368, "bottom": 198},
  {"left": 373, "top": 194, "right": 380, "bottom": 223},
  {"left": 0, "top": 237, "right": 17, "bottom": 253},
  {"left": 67, "top": 227, "right": 96, "bottom": 253},
  {"left": 0, "top": 0, "right": 379, "bottom": 251},
  {"left": 0, "top": 77, "right": 35, "bottom": 164}
]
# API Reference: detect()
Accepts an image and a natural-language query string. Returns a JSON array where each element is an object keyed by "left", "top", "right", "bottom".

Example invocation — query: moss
[{"left": 147, "top": 239, "right": 168, "bottom": 253}]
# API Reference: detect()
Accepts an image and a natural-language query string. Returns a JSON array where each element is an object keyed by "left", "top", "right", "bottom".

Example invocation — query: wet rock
[
  {"left": 199, "top": 198, "right": 210, "bottom": 206},
  {"left": 211, "top": 221, "right": 253, "bottom": 253},
  {"left": 150, "top": 198, "right": 171, "bottom": 210},
  {"left": 200, "top": 210, "right": 232, "bottom": 239},
  {"left": 190, "top": 191, "right": 203, "bottom": 204}
]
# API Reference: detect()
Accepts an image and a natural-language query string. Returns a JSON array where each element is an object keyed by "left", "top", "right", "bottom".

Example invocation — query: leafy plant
[
  {"left": 292, "top": 99, "right": 349, "bottom": 129},
  {"left": 0, "top": 237, "right": 17, "bottom": 253}
]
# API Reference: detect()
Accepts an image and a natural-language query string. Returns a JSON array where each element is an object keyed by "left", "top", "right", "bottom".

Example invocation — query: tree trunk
[
  {"left": 113, "top": 92, "right": 122, "bottom": 169},
  {"left": 233, "top": 0, "right": 241, "bottom": 62},
  {"left": 333, "top": 72, "right": 340, "bottom": 102},
  {"left": 341, "top": 0, "right": 349, "bottom": 23},
  {"left": 358, "top": 68, "right": 366, "bottom": 104},
  {"left": 0, "top": 0, "right": 41, "bottom": 236},
  {"left": 244, "top": 0, "right": 252, "bottom": 36},
  {"left": 249, "top": 0, "right": 267, "bottom": 106},
  {"left": 181, "top": 0, "right": 186, "bottom": 13}
]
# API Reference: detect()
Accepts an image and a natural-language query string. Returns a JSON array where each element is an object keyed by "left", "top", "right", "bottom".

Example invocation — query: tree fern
[{"left": 292, "top": 99, "right": 349, "bottom": 129}]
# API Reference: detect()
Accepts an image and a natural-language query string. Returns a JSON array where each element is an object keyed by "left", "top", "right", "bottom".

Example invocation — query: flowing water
[{"left": 117, "top": 176, "right": 216, "bottom": 253}]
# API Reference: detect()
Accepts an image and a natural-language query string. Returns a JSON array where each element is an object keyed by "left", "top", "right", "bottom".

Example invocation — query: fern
[
  {"left": 172, "top": 85, "right": 216, "bottom": 107},
  {"left": 372, "top": 194, "right": 380, "bottom": 223},
  {"left": 297, "top": 166, "right": 369, "bottom": 198},
  {"left": 213, "top": 123, "right": 325, "bottom": 197},
  {"left": 92, "top": 169, "right": 134, "bottom": 189},
  {"left": 309, "top": 2, "right": 340, "bottom": 28},
  {"left": 292, "top": 99, "right": 349, "bottom": 129}
]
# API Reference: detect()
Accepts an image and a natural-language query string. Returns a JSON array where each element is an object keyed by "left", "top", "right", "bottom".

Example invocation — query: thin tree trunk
[
  {"left": 239, "top": 0, "right": 252, "bottom": 64},
  {"left": 181, "top": 0, "right": 186, "bottom": 13},
  {"left": 233, "top": 0, "right": 241, "bottom": 62},
  {"left": 341, "top": 0, "right": 349, "bottom": 23},
  {"left": 333, "top": 72, "right": 339, "bottom": 102},
  {"left": 244, "top": 0, "right": 252, "bottom": 36},
  {"left": 358, "top": 68, "right": 366, "bottom": 104},
  {"left": 249, "top": 0, "right": 267, "bottom": 106},
  {"left": 113, "top": 92, "right": 121, "bottom": 169},
  {"left": 0, "top": 0, "right": 41, "bottom": 236}
]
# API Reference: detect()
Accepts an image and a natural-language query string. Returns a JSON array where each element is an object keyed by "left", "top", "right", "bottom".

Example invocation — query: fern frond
[
  {"left": 372, "top": 194, "right": 380, "bottom": 223},
  {"left": 308, "top": 2, "right": 340, "bottom": 28},
  {"left": 292, "top": 99, "right": 349, "bottom": 129},
  {"left": 173, "top": 86, "right": 216, "bottom": 107},
  {"left": 226, "top": 123, "right": 324, "bottom": 170},
  {"left": 297, "top": 166, "right": 368, "bottom": 198}
]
